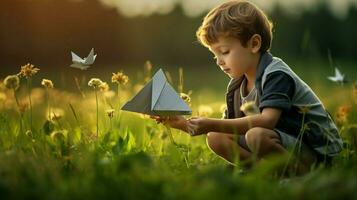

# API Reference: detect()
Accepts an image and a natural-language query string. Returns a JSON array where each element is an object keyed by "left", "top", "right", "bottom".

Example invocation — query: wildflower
[
  {"left": 88, "top": 78, "right": 104, "bottom": 89},
  {"left": 111, "top": 71, "right": 129, "bottom": 85},
  {"left": 19, "top": 63, "right": 40, "bottom": 78},
  {"left": 99, "top": 82, "right": 109, "bottom": 92},
  {"left": 335, "top": 105, "right": 352, "bottom": 125},
  {"left": 180, "top": 92, "right": 191, "bottom": 104},
  {"left": 4, "top": 75, "right": 20, "bottom": 90},
  {"left": 240, "top": 101, "right": 260, "bottom": 116},
  {"left": 41, "top": 79, "right": 54, "bottom": 88},
  {"left": 106, "top": 109, "right": 115, "bottom": 118},
  {"left": 198, "top": 105, "right": 213, "bottom": 117}
]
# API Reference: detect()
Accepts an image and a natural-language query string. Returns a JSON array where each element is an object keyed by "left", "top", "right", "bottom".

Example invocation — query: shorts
[{"left": 238, "top": 129, "right": 331, "bottom": 165}]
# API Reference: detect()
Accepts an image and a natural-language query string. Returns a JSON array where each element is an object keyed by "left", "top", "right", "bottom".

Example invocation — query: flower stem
[
  {"left": 95, "top": 90, "right": 99, "bottom": 138},
  {"left": 27, "top": 78, "right": 33, "bottom": 131}
]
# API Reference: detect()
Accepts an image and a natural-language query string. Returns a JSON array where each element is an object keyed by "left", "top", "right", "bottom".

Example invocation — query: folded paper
[{"left": 121, "top": 69, "right": 192, "bottom": 116}]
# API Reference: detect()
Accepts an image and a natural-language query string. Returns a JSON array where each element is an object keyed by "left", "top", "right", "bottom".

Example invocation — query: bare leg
[
  {"left": 245, "top": 127, "right": 287, "bottom": 158},
  {"left": 206, "top": 132, "right": 253, "bottom": 167}
]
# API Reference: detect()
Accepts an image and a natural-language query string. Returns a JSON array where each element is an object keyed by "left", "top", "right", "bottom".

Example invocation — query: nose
[{"left": 216, "top": 57, "right": 224, "bottom": 66}]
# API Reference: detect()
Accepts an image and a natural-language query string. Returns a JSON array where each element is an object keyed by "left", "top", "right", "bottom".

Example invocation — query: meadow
[{"left": 0, "top": 60, "right": 356, "bottom": 199}]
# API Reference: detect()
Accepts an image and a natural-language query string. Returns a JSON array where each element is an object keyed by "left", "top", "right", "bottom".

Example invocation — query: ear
[{"left": 249, "top": 34, "right": 262, "bottom": 53}]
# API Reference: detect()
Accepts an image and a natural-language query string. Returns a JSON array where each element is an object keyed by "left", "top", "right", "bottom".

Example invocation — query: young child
[{"left": 153, "top": 0, "right": 343, "bottom": 172}]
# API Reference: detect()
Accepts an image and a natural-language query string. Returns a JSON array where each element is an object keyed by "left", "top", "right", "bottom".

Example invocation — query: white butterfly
[
  {"left": 70, "top": 48, "right": 97, "bottom": 70},
  {"left": 327, "top": 67, "right": 346, "bottom": 84}
]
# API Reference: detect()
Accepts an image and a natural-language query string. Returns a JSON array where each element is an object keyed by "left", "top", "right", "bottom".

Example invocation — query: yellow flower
[
  {"left": 106, "top": 109, "right": 115, "bottom": 118},
  {"left": 99, "top": 82, "right": 109, "bottom": 92},
  {"left": 198, "top": 105, "right": 213, "bottom": 117},
  {"left": 111, "top": 71, "right": 129, "bottom": 85},
  {"left": 41, "top": 79, "right": 54, "bottom": 88},
  {"left": 88, "top": 78, "right": 104, "bottom": 89},
  {"left": 240, "top": 101, "right": 260, "bottom": 116},
  {"left": 4, "top": 75, "right": 20, "bottom": 90},
  {"left": 19, "top": 63, "right": 40, "bottom": 78},
  {"left": 180, "top": 92, "right": 191, "bottom": 104}
]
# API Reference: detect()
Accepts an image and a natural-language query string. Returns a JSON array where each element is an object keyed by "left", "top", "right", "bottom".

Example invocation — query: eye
[{"left": 222, "top": 50, "right": 230, "bottom": 55}]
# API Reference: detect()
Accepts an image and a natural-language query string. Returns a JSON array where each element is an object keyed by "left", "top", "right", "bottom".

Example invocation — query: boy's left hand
[{"left": 187, "top": 117, "right": 211, "bottom": 136}]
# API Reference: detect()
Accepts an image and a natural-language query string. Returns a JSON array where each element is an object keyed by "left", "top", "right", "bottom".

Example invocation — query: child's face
[{"left": 209, "top": 36, "right": 259, "bottom": 79}]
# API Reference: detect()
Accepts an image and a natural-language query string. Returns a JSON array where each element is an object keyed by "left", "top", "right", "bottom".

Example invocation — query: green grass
[{"left": 0, "top": 61, "right": 357, "bottom": 199}]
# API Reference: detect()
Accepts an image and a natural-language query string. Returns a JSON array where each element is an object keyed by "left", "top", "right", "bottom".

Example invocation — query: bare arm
[{"left": 189, "top": 107, "right": 282, "bottom": 135}]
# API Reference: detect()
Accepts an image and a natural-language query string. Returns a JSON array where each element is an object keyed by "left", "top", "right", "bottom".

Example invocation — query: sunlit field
[{"left": 0, "top": 60, "right": 356, "bottom": 199}]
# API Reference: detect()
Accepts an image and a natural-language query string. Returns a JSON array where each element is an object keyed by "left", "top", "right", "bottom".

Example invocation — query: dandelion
[
  {"left": 240, "top": 101, "right": 260, "bottom": 116},
  {"left": 42, "top": 78, "right": 54, "bottom": 119},
  {"left": 19, "top": 63, "right": 40, "bottom": 78},
  {"left": 19, "top": 63, "right": 40, "bottom": 131},
  {"left": 4, "top": 75, "right": 20, "bottom": 91},
  {"left": 111, "top": 71, "right": 129, "bottom": 86},
  {"left": 88, "top": 78, "right": 103, "bottom": 89},
  {"left": 198, "top": 105, "right": 213, "bottom": 117},
  {"left": 41, "top": 79, "right": 54, "bottom": 88},
  {"left": 88, "top": 78, "right": 104, "bottom": 137}
]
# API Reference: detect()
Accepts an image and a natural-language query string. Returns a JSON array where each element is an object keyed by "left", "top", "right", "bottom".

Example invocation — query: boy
[{"left": 153, "top": 0, "right": 343, "bottom": 172}]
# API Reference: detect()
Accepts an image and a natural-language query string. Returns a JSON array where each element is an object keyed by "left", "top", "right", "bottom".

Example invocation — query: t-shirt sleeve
[{"left": 259, "top": 71, "right": 295, "bottom": 111}]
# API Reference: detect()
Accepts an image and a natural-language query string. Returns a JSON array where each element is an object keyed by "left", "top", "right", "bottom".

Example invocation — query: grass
[{"left": 0, "top": 61, "right": 357, "bottom": 199}]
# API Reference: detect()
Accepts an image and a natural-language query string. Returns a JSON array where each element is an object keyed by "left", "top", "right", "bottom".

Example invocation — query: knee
[
  {"left": 245, "top": 127, "right": 266, "bottom": 149},
  {"left": 206, "top": 132, "right": 226, "bottom": 152}
]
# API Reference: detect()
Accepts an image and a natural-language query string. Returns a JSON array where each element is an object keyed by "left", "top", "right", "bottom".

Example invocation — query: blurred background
[{"left": 0, "top": 0, "right": 356, "bottom": 100}]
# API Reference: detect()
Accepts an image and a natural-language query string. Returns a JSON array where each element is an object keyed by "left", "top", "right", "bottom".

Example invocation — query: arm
[{"left": 189, "top": 107, "right": 282, "bottom": 135}]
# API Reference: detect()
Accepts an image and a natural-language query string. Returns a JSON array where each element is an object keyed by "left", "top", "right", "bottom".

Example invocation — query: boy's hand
[
  {"left": 187, "top": 117, "right": 211, "bottom": 136},
  {"left": 150, "top": 115, "right": 189, "bottom": 133}
]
